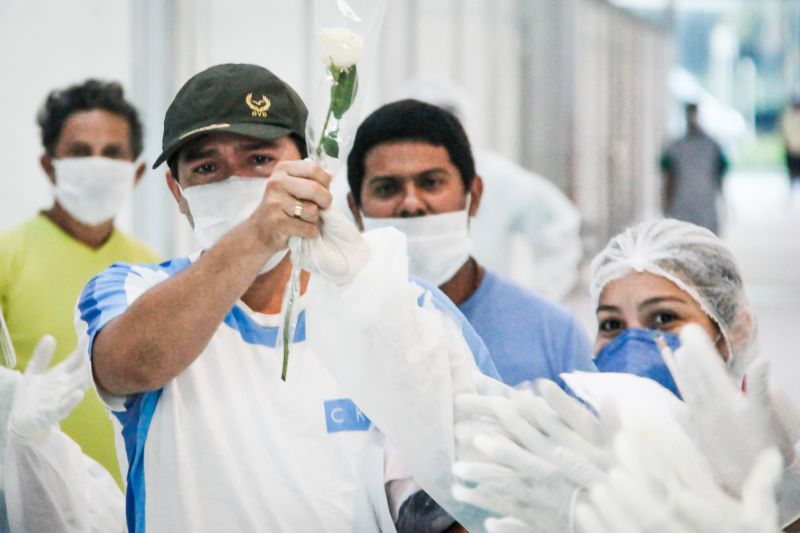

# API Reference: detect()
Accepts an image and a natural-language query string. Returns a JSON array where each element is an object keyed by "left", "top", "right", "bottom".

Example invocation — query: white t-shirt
[{"left": 75, "top": 258, "right": 393, "bottom": 532}]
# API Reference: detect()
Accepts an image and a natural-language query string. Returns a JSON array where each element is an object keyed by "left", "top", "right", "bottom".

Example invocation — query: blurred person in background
[
  {"left": 660, "top": 103, "right": 729, "bottom": 235},
  {"left": 0, "top": 79, "right": 160, "bottom": 487},
  {"left": 780, "top": 95, "right": 800, "bottom": 196},
  {"left": 396, "top": 78, "right": 583, "bottom": 302}
]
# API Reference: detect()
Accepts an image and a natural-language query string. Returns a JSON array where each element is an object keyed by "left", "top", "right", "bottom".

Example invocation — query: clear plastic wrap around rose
[
  {"left": 278, "top": 0, "right": 387, "bottom": 381},
  {"left": 1, "top": 305, "right": 16, "bottom": 368},
  {"left": 305, "top": 0, "right": 387, "bottom": 175}
]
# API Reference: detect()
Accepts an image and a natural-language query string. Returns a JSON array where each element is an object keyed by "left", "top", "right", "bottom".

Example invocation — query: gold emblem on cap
[{"left": 246, "top": 93, "right": 271, "bottom": 118}]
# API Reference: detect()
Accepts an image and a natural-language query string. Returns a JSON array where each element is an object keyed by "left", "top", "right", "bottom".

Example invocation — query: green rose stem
[
  {"left": 316, "top": 63, "right": 359, "bottom": 159},
  {"left": 281, "top": 269, "right": 298, "bottom": 381},
  {"left": 282, "top": 62, "right": 359, "bottom": 381},
  {"left": 316, "top": 106, "right": 334, "bottom": 158}
]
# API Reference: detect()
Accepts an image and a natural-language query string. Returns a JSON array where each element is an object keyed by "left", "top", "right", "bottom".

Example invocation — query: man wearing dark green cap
[
  {"left": 73, "top": 63, "right": 500, "bottom": 532},
  {"left": 72, "top": 63, "right": 385, "bottom": 532}
]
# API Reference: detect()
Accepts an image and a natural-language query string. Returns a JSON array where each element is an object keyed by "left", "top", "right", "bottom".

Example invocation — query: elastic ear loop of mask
[
  {"left": 465, "top": 193, "right": 473, "bottom": 228},
  {"left": 655, "top": 334, "right": 678, "bottom": 382}
]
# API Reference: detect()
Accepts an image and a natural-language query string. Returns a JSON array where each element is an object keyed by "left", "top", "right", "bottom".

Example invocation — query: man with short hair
[
  {"left": 76, "top": 63, "right": 498, "bottom": 532},
  {"left": 0, "top": 79, "right": 159, "bottom": 486},
  {"left": 346, "top": 99, "right": 596, "bottom": 532},
  {"left": 347, "top": 99, "right": 594, "bottom": 387}
]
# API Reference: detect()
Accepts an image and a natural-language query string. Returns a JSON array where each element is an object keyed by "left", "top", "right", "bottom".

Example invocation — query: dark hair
[
  {"left": 167, "top": 133, "right": 308, "bottom": 181},
  {"left": 37, "top": 79, "right": 143, "bottom": 158},
  {"left": 347, "top": 99, "right": 476, "bottom": 206}
]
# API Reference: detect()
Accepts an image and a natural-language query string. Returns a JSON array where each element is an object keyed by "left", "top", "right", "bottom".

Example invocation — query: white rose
[{"left": 318, "top": 26, "right": 364, "bottom": 68}]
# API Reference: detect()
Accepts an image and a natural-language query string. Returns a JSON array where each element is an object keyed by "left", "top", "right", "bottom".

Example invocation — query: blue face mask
[{"left": 594, "top": 328, "right": 682, "bottom": 397}]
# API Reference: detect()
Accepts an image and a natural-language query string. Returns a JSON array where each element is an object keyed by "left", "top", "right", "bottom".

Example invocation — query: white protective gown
[
  {"left": 1, "top": 367, "right": 124, "bottom": 533},
  {"left": 306, "top": 228, "right": 498, "bottom": 532}
]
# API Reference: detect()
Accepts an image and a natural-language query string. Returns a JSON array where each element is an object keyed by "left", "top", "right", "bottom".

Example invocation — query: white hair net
[{"left": 589, "top": 218, "right": 756, "bottom": 377}]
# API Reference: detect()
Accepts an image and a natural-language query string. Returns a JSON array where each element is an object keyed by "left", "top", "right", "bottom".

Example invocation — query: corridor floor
[{"left": 723, "top": 169, "right": 800, "bottom": 405}]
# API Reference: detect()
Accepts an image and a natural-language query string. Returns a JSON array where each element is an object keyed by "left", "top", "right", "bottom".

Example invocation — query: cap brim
[{"left": 152, "top": 122, "right": 296, "bottom": 169}]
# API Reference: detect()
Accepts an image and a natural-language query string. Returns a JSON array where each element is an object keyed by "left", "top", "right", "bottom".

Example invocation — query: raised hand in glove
[
  {"left": 663, "top": 324, "right": 800, "bottom": 526},
  {"left": 453, "top": 377, "right": 611, "bottom": 533},
  {"left": 453, "top": 432, "right": 593, "bottom": 533},
  {"left": 456, "top": 376, "right": 613, "bottom": 485},
  {"left": 7, "top": 335, "right": 91, "bottom": 444},
  {"left": 575, "top": 415, "right": 782, "bottom": 533}
]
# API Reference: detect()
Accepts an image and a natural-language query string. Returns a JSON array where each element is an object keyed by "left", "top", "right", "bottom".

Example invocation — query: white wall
[
  {"left": 0, "top": 0, "right": 133, "bottom": 231},
  {"left": 0, "top": 0, "right": 671, "bottom": 259},
  {"left": 569, "top": 1, "right": 670, "bottom": 252}
]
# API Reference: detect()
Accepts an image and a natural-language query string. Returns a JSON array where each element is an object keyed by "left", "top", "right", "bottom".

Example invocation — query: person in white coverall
[
  {"left": 1, "top": 334, "right": 123, "bottom": 532},
  {"left": 397, "top": 77, "right": 583, "bottom": 301}
]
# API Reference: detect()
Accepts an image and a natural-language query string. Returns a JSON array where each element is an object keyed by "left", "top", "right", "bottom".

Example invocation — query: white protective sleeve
[
  {"left": 4, "top": 429, "right": 124, "bottom": 533},
  {"left": 305, "top": 227, "right": 490, "bottom": 532}
]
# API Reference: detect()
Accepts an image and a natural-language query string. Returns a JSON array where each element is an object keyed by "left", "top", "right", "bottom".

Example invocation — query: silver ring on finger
[{"left": 293, "top": 199, "right": 304, "bottom": 219}]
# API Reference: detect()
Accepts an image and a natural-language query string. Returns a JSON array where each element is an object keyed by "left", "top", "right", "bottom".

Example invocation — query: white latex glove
[
  {"left": 452, "top": 377, "right": 611, "bottom": 533},
  {"left": 747, "top": 358, "right": 800, "bottom": 527},
  {"left": 455, "top": 375, "right": 613, "bottom": 484},
  {"left": 298, "top": 208, "right": 371, "bottom": 284},
  {"left": 7, "top": 335, "right": 90, "bottom": 444},
  {"left": 663, "top": 325, "right": 797, "bottom": 500},
  {"left": 453, "top": 371, "right": 518, "bottom": 464},
  {"left": 455, "top": 392, "right": 605, "bottom": 488},
  {"left": 452, "top": 432, "right": 587, "bottom": 533},
  {"left": 528, "top": 379, "right": 616, "bottom": 472},
  {"left": 574, "top": 416, "right": 782, "bottom": 533}
]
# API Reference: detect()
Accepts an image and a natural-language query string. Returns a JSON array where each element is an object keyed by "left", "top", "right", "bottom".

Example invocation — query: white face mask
[
  {"left": 52, "top": 157, "right": 137, "bottom": 226},
  {"left": 362, "top": 209, "right": 472, "bottom": 286},
  {"left": 180, "top": 176, "right": 287, "bottom": 274}
]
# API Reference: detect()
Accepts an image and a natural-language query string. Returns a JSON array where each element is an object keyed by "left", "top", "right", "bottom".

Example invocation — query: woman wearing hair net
[
  {"left": 582, "top": 218, "right": 800, "bottom": 530},
  {"left": 452, "top": 218, "right": 800, "bottom": 532},
  {"left": 589, "top": 218, "right": 755, "bottom": 390}
]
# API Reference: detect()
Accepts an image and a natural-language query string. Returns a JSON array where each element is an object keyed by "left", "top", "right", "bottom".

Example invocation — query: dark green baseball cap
[{"left": 153, "top": 63, "right": 308, "bottom": 169}]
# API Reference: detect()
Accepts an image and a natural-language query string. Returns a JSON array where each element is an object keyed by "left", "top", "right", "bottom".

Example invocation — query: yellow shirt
[{"left": 0, "top": 213, "right": 160, "bottom": 486}]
